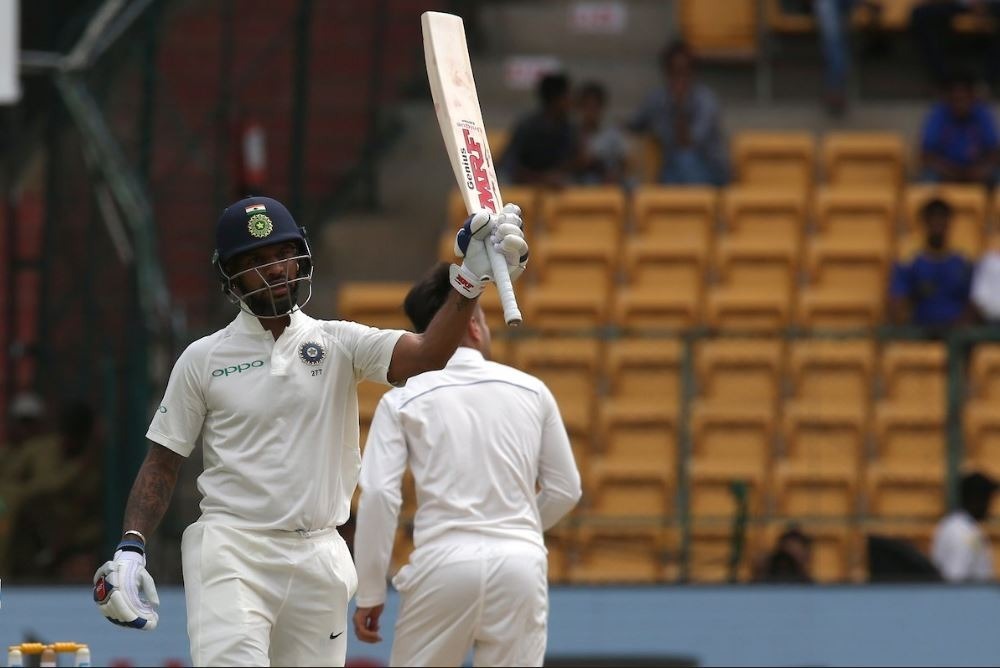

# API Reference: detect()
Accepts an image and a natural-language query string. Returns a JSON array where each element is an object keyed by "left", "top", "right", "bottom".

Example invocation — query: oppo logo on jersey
[
  {"left": 462, "top": 127, "right": 497, "bottom": 212},
  {"left": 212, "top": 360, "right": 265, "bottom": 377}
]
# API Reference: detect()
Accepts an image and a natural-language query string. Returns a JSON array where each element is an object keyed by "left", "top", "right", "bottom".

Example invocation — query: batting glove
[
  {"left": 93, "top": 540, "right": 160, "bottom": 630},
  {"left": 451, "top": 203, "right": 529, "bottom": 298}
]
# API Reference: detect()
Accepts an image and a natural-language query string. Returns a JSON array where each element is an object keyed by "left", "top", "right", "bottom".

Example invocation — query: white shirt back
[
  {"left": 146, "top": 310, "right": 404, "bottom": 531},
  {"left": 931, "top": 511, "right": 995, "bottom": 582},
  {"left": 354, "top": 347, "right": 581, "bottom": 606}
]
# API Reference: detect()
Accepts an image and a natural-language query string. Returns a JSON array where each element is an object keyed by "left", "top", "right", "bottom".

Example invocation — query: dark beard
[{"left": 246, "top": 283, "right": 299, "bottom": 317}]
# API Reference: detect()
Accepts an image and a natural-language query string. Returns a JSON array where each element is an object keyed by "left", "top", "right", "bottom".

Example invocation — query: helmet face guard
[
  {"left": 212, "top": 196, "right": 314, "bottom": 318},
  {"left": 214, "top": 241, "right": 314, "bottom": 318}
]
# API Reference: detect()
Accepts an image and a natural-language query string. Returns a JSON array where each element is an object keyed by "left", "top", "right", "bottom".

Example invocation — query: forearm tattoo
[{"left": 122, "top": 448, "right": 181, "bottom": 538}]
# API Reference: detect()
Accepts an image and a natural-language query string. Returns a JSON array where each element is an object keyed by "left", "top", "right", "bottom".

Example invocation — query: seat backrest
[
  {"left": 542, "top": 186, "right": 627, "bottom": 242},
  {"left": 783, "top": 402, "right": 865, "bottom": 467},
  {"left": 696, "top": 338, "right": 784, "bottom": 407},
  {"left": 875, "top": 405, "right": 945, "bottom": 466},
  {"left": 813, "top": 186, "right": 897, "bottom": 244},
  {"left": 880, "top": 342, "right": 947, "bottom": 403},
  {"left": 790, "top": 339, "right": 875, "bottom": 405},
  {"left": 821, "top": 132, "right": 907, "bottom": 190},
  {"left": 633, "top": 185, "right": 718, "bottom": 242},
  {"left": 732, "top": 131, "right": 816, "bottom": 191},
  {"left": 605, "top": 339, "right": 683, "bottom": 403},
  {"left": 679, "top": 0, "right": 758, "bottom": 57},
  {"left": 691, "top": 403, "right": 774, "bottom": 466},
  {"left": 722, "top": 186, "right": 807, "bottom": 242}
]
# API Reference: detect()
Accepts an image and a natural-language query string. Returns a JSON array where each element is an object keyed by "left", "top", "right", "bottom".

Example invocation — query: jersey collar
[
  {"left": 449, "top": 346, "right": 485, "bottom": 366},
  {"left": 232, "top": 308, "right": 309, "bottom": 336}
]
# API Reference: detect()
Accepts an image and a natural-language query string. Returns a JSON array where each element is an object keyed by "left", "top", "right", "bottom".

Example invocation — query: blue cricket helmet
[{"left": 212, "top": 196, "right": 314, "bottom": 316}]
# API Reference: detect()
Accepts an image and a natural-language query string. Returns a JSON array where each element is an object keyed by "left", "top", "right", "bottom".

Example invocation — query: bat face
[{"left": 460, "top": 124, "right": 499, "bottom": 214}]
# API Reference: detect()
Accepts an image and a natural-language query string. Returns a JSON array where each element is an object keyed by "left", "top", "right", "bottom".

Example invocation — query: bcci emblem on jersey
[{"left": 299, "top": 341, "right": 325, "bottom": 365}]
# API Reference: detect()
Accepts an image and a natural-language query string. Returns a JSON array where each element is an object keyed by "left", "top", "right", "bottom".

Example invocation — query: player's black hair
[
  {"left": 921, "top": 197, "right": 953, "bottom": 222},
  {"left": 659, "top": 38, "right": 693, "bottom": 70},
  {"left": 577, "top": 81, "right": 607, "bottom": 105},
  {"left": 960, "top": 471, "right": 998, "bottom": 521},
  {"left": 537, "top": 72, "right": 570, "bottom": 107},
  {"left": 404, "top": 262, "right": 453, "bottom": 334}
]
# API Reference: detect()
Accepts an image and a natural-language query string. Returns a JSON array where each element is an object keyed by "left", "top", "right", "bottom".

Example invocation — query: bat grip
[{"left": 486, "top": 241, "right": 522, "bottom": 327}]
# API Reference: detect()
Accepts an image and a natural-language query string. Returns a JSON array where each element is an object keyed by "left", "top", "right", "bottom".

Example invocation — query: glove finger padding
[{"left": 93, "top": 550, "right": 160, "bottom": 630}]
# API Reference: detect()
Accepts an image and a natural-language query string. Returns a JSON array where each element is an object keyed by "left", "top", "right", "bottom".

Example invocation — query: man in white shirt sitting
[
  {"left": 351, "top": 262, "right": 582, "bottom": 667},
  {"left": 931, "top": 471, "right": 998, "bottom": 582}
]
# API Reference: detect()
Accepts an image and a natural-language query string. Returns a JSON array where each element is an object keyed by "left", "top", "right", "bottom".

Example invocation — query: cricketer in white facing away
[
  {"left": 91, "top": 196, "right": 528, "bottom": 667},
  {"left": 352, "top": 263, "right": 582, "bottom": 667}
]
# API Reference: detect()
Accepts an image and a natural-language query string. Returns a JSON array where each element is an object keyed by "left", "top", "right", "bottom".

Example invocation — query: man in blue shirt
[
  {"left": 628, "top": 40, "right": 729, "bottom": 186},
  {"left": 920, "top": 73, "right": 1000, "bottom": 187},
  {"left": 889, "top": 198, "right": 975, "bottom": 333}
]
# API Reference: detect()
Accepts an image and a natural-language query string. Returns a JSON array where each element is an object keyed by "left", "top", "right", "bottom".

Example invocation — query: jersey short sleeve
[
  {"left": 325, "top": 321, "right": 407, "bottom": 385},
  {"left": 146, "top": 341, "right": 209, "bottom": 457}
]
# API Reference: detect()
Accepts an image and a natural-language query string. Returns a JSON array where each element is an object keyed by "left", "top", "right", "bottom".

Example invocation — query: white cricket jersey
[
  {"left": 931, "top": 511, "right": 995, "bottom": 582},
  {"left": 146, "top": 309, "right": 405, "bottom": 531},
  {"left": 354, "top": 347, "right": 582, "bottom": 607}
]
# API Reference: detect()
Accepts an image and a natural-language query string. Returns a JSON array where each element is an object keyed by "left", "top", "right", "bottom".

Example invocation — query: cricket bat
[{"left": 422, "top": 11, "right": 522, "bottom": 326}]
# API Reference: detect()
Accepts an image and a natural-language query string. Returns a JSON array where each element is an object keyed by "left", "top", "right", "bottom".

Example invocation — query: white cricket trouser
[
  {"left": 181, "top": 521, "right": 357, "bottom": 667},
  {"left": 389, "top": 533, "right": 548, "bottom": 667}
]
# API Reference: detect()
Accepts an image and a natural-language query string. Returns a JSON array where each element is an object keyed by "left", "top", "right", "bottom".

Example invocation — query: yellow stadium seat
[
  {"left": 796, "top": 240, "right": 888, "bottom": 329},
  {"left": 880, "top": 341, "right": 947, "bottom": 404},
  {"left": 901, "top": 184, "right": 988, "bottom": 259},
  {"left": 866, "top": 402, "right": 946, "bottom": 519},
  {"left": 812, "top": 186, "right": 897, "bottom": 253},
  {"left": 774, "top": 402, "right": 866, "bottom": 519},
  {"left": 541, "top": 186, "right": 627, "bottom": 248},
  {"left": 337, "top": 282, "right": 412, "bottom": 330},
  {"left": 631, "top": 186, "right": 718, "bottom": 260},
  {"left": 544, "top": 526, "right": 575, "bottom": 583},
  {"left": 821, "top": 133, "right": 907, "bottom": 190},
  {"left": 865, "top": 0, "right": 924, "bottom": 30},
  {"left": 695, "top": 338, "right": 784, "bottom": 409},
  {"left": 688, "top": 525, "right": 762, "bottom": 583},
  {"left": 788, "top": 338, "right": 875, "bottom": 407},
  {"left": 963, "top": 403, "right": 1000, "bottom": 480},
  {"left": 707, "top": 243, "right": 798, "bottom": 332},
  {"left": 765, "top": 0, "right": 815, "bottom": 32},
  {"left": 732, "top": 131, "right": 816, "bottom": 193},
  {"left": 592, "top": 403, "right": 677, "bottom": 489},
  {"left": 358, "top": 382, "right": 390, "bottom": 429},
  {"left": 678, "top": 0, "right": 758, "bottom": 59},
  {"left": 721, "top": 186, "right": 808, "bottom": 255},
  {"left": 522, "top": 239, "right": 614, "bottom": 331},
  {"left": 488, "top": 336, "right": 514, "bottom": 366},
  {"left": 604, "top": 338, "right": 683, "bottom": 407},
  {"left": 616, "top": 243, "right": 706, "bottom": 330},
  {"left": 515, "top": 338, "right": 602, "bottom": 435},
  {"left": 689, "top": 403, "right": 775, "bottom": 519},
  {"left": 969, "top": 344, "right": 1000, "bottom": 400},
  {"left": 477, "top": 283, "right": 527, "bottom": 332},
  {"left": 568, "top": 526, "right": 674, "bottom": 584}
]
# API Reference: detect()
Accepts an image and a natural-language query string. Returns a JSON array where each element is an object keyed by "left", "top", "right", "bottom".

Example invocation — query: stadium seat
[
  {"left": 820, "top": 133, "right": 907, "bottom": 190},
  {"left": 540, "top": 186, "right": 627, "bottom": 248},
  {"left": 544, "top": 524, "right": 576, "bottom": 584},
  {"left": 689, "top": 402, "right": 775, "bottom": 520},
  {"left": 867, "top": 403, "right": 946, "bottom": 519},
  {"left": 687, "top": 525, "right": 761, "bottom": 583},
  {"left": 721, "top": 186, "right": 808, "bottom": 255},
  {"left": 568, "top": 526, "right": 674, "bottom": 584},
  {"left": 707, "top": 244, "right": 798, "bottom": 332},
  {"left": 963, "top": 403, "right": 1000, "bottom": 480},
  {"left": 630, "top": 186, "right": 718, "bottom": 260},
  {"left": 678, "top": 0, "right": 758, "bottom": 59},
  {"left": 880, "top": 341, "right": 947, "bottom": 404},
  {"left": 522, "top": 241, "right": 614, "bottom": 330},
  {"left": 788, "top": 338, "right": 875, "bottom": 408},
  {"left": 796, "top": 240, "right": 888, "bottom": 329},
  {"left": 968, "top": 344, "right": 1000, "bottom": 400},
  {"left": 774, "top": 401, "right": 866, "bottom": 519},
  {"left": 337, "top": 282, "right": 412, "bottom": 330},
  {"left": 812, "top": 186, "right": 897, "bottom": 254},
  {"left": 765, "top": 0, "right": 815, "bottom": 32},
  {"left": 358, "top": 382, "right": 390, "bottom": 431},
  {"left": 901, "top": 184, "right": 988, "bottom": 259},
  {"left": 695, "top": 338, "right": 785, "bottom": 410},
  {"left": 732, "top": 131, "right": 816, "bottom": 192},
  {"left": 592, "top": 403, "right": 678, "bottom": 492},
  {"left": 604, "top": 338, "right": 683, "bottom": 409},
  {"left": 515, "top": 338, "right": 602, "bottom": 436},
  {"left": 615, "top": 244, "right": 706, "bottom": 330}
]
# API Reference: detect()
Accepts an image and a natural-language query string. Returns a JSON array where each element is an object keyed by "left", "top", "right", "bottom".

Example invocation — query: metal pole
[{"left": 289, "top": 0, "right": 313, "bottom": 217}]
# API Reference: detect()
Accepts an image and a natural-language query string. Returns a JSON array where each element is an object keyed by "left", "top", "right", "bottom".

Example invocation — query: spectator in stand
[
  {"left": 931, "top": 471, "right": 998, "bottom": 582},
  {"left": 919, "top": 71, "right": 1000, "bottom": 186},
  {"left": 498, "top": 72, "right": 579, "bottom": 187},
  {"left": 753, "top": 525, "right": 814, "bottom": 583},
  {"left": 889, "top": 198, "right": 976, "bottom": 333},
  {"left": 573, "top": 81, "right": 629, "bottom": 185},
  {"left": 628, "top": 39, "right": 729, "bottom": 186},
  {"left": 910, "top": 0, "right": 1000, "bottom": 88}
]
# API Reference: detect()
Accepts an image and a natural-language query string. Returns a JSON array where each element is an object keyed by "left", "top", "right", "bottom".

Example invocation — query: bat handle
[{"left": 486, "top": 241, "right": 522, "bottom": 327}]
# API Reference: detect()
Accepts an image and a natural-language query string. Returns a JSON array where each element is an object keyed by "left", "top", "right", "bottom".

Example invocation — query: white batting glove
[
  {"left": 450, "top": 203, "right": 529, "bottom": 298},
  {"left": 93, "top": 542, "right": 160, "bottom": 630}
]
